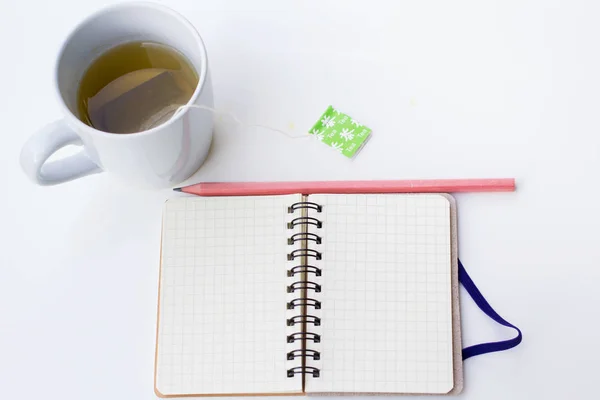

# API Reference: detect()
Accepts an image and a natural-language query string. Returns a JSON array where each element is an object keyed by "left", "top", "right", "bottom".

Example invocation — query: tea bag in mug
[{"left": 87, "top": 68, "right": 190, "bottom": 133}]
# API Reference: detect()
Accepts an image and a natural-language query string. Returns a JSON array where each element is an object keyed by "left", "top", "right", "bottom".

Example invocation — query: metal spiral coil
[
  {"left": 287, "top": 332, "right": 321, "bottom": 343},
  {"left": 287, "top": 265, "right": 322, "bottom": 277},
  {"left": 286, "top": 315, "right": 321, "bottom": 327},
  {"left": 287, "top": 366, "right": 320, "bottom": 378},
  {"left": 286, "top": 297, "right": 321, "bottom": 310},
  {"left": 287, "top": 281, "right": 321, "bottom": 293},
  {"left": 288, "top": 232, "right": 322, "bottom": 245},
  {"left": 286, "top": 201, "right": 323, "bottom": 379},
  {"left": 287, "top": 349, "right": 321, "bottom": 361},
  {"left": 287, "top": 248, "right": 322, "bottom": 261},
  {"left": 288, "top": 202, "right": 323, "bottom": 213},
  {"left": 287, "top": 216, "right": 322, "bottom": 229}
]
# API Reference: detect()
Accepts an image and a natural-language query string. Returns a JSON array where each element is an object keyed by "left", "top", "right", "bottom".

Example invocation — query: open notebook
[{"left": 154, "top": 193, "right": 463, "bottom": 397}]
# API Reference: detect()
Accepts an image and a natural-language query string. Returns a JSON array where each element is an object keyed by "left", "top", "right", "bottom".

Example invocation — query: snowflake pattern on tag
[{"left": 308, "top": 105, "right": 371, "bottom": 158}]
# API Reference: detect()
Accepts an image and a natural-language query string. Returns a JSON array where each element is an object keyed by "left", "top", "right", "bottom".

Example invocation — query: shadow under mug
[{"left": 19, "top": 2, "right": 214, "bottom": 188}]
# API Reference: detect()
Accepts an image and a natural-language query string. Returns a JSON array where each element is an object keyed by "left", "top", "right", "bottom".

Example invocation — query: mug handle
[{"left": 20, "top": 119, "right": 102, "bottom": 185}]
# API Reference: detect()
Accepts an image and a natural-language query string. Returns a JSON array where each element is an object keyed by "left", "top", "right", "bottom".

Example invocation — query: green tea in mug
[{"left": 77, "top": 41, "right": 199, "bottom": 134}]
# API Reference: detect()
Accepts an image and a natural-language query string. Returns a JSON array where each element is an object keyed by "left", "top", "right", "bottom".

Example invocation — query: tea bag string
[{"left": 173, "top": 104, "right": 310, "bottom": 140}]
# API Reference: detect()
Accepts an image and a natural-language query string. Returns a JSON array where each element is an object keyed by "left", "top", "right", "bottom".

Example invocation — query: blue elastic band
[{"left": 458, "top": 258, "right": 523, "bottom": 360}]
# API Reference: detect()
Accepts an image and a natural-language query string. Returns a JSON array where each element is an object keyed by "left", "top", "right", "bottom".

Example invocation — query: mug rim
[{"left": 54, "top": 1, "right": 208, "bottom": 138}]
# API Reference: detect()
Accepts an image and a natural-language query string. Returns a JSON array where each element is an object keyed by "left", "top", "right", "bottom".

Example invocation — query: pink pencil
[{"left": 173, "top": 178, "right": 515, "bottom": 196}]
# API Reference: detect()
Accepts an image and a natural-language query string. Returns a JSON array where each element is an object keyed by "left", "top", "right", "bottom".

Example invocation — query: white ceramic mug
[{"left": 19, "top": 2, "right": 213, "bottom": 188}]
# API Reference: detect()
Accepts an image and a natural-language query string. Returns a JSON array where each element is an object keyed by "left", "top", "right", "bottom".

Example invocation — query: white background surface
[{"left": 0, "top": 0, "right": 597, "bottom": 399}]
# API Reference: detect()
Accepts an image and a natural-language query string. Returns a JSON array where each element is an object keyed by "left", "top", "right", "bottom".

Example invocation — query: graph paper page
[
  {"left": 305, "top": 194, "right": 454, "bottom": 394},
  {"left": 155, "top": 195, "right": 303, "bottom": 396}
]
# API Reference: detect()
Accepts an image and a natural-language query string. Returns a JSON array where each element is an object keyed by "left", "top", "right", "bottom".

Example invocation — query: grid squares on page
[
  {"left": 304, "top": 194, "right": 454, "bottom": 395},
  {"left": 155, "top": 195, "right": 303, "bottom": 396}
]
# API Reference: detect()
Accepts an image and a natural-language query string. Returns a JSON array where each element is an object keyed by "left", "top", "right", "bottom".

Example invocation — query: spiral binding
[
  {"left": 287, "top": 332, "right": 321, "bottom": 343},
  {"left": 286, "top": 201, "right": 323, "bottom": 379},
  {"left": 288, "top": 232, "right": 321, "bottom": 245},
  {"left": 287, "top": 349, "right": 321, "bottom": 360},
  {"left": 287, "top": 249, "right": 322, "bottom": 261},
  {"left": 287, "top": 366, "right": 320, "bottom": 378},
  {"left": 287, "top": 281, "right": 321, "bottom": 293},
  {"left": 287, "top": 216, "right": 322, "bottom": 229},
  {"left": 287, "top": 265, "right": 322, "bottom": 277},
  {"left": 287, "top": 298, "right": 321, "bottom": 310},
  {"left": 288, "top": 202, "right": 323, "bottom": 213},
  {"left": 286, "top": 315, "right": 321, "bottom": 327}
]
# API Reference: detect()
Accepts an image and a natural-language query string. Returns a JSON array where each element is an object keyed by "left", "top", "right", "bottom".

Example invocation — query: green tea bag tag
[{"left": 308, "top": 105, "right": 372, "bottom": 158}]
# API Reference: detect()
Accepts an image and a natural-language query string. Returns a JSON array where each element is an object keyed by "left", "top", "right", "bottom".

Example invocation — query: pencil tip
[{"left": 173, "top": 187, "right": 182, "bottom": 192}]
